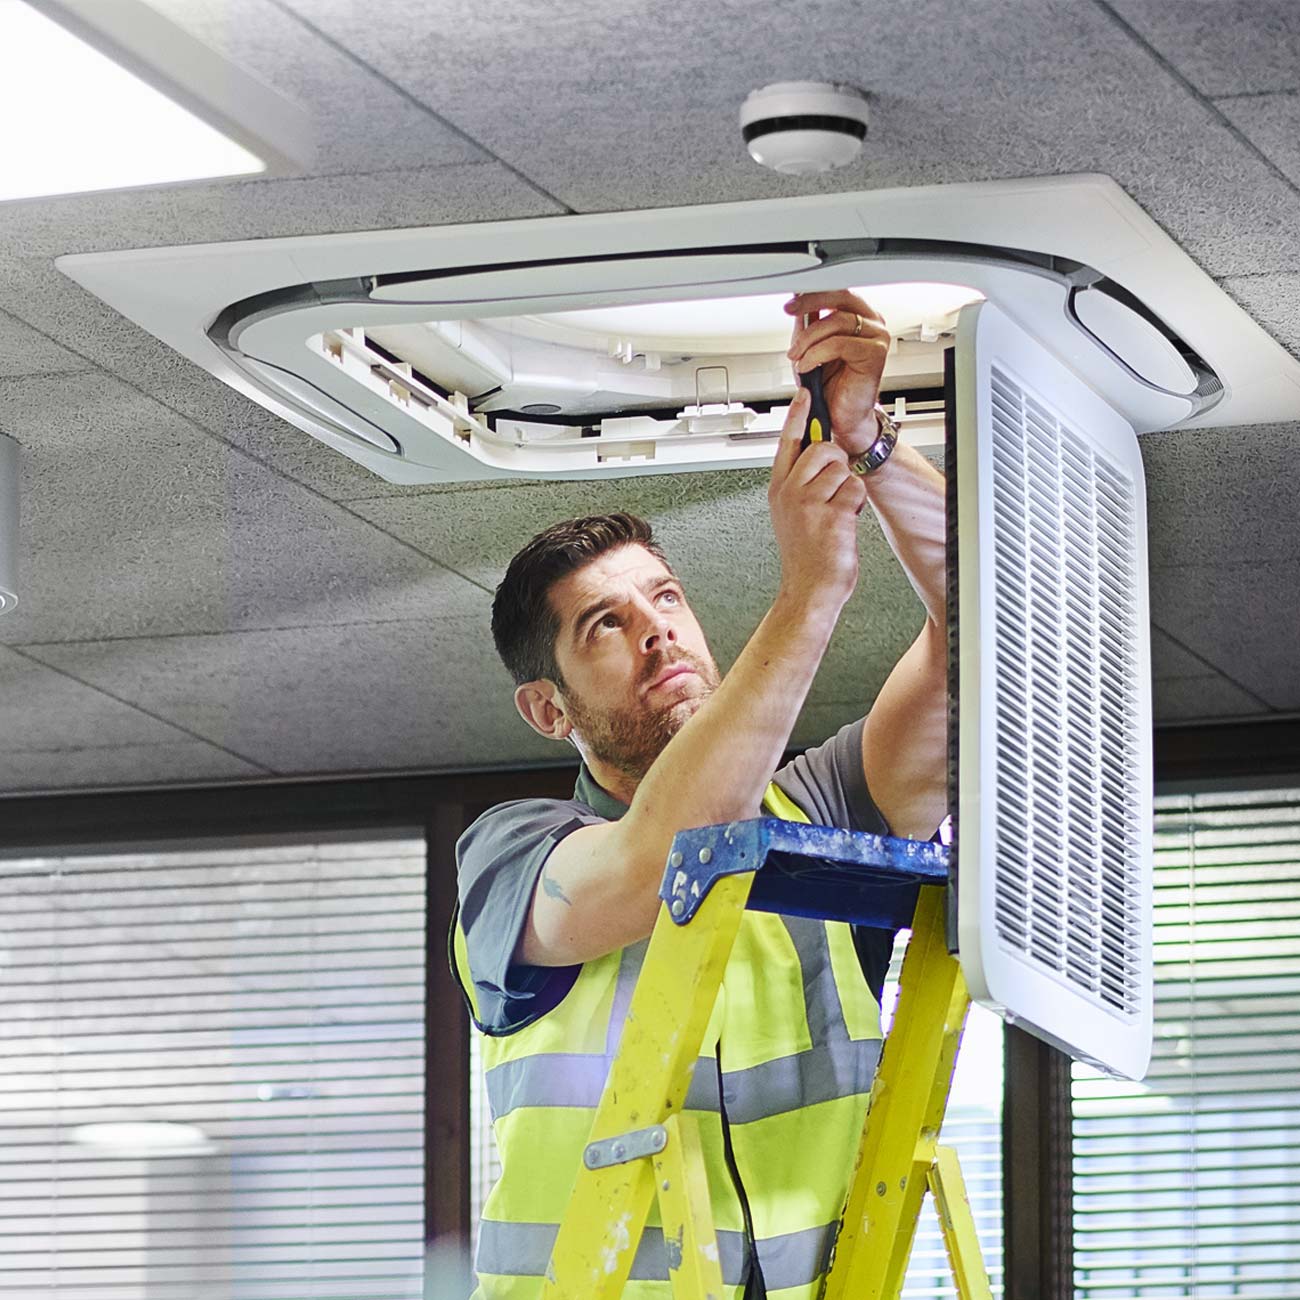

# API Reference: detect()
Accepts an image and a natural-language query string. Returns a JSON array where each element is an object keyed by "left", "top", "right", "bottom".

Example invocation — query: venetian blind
[
  {"left": 0, "top": 833, "right": 426, "bottom": 1300},
  {"left": 1072, "top": 788, "right": 1300, "bottom": 1297}
]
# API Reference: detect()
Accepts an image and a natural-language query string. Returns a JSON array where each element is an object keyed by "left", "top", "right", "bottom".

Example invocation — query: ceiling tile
[
  {"left": 348, "top": 466, "right": 928, "bottom": 678},
  {"left": 0, "top": 645, "right": 266, "bottom": 792},
  {"left": 1149, "top": 560, "right": 1300, "bottom": 710},
  {"left": 145, "top": 0, "right": 489, "bottom": 175},
  {"left": 272, "top": 0, "right": 1300, "bottom": 275},
  {"left": 1216, "top": 94, "right": 1300, "bottom": 190},
  {"left": 21, "top": 620, "right": 558, "bottom": 776},
  {"left": 1215, "top": 273, "right": 1300, "bottom": 357},
  {"left": 1152, "top": 674, "right": 1270, "bottom": 723},
  {"left": 0, "top": 310, "right": 85, "bottom": 378},
  {"left": 1141, "top": 419, "right": 1300, "bottom": 569},
  {"left": 0, "top": 371, "right": 491, "bottom": 645},
  {"left": 1, "top": 161, "right": 563, "bottom": 263},
  {"left": 1105, "top": 0, "right": 1300, "bottom": 96},
  {"left": 1149, "top": 624, "right": 1215, "bottom": 679},
  {"left": 0, "top": 742, "right": 264, "bottom": 793}
]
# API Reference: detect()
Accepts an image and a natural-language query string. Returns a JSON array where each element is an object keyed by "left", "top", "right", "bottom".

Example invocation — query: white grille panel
[{"left": 986, "top": 363, "right": 1144, "bottom": 1019}]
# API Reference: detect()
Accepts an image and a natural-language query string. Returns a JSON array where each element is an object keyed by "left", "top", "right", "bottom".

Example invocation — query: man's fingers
[
  {"left": 789, "top": 310, "right": 890, "bottom": 364},
  {"left": 785, "top": 290, "right": 885, "bottom": 326},
  {"left": 770, "top": 387, "right": 809, "bottom": 487},
  {"left": 831, "top": 470, "right": 870, "bottom": 516},
  {"left": 793, "top": 334, "right": 889, "bottom": 374},
  {"left": 791, "top": 444, "right": 853, "bottom": 496}
]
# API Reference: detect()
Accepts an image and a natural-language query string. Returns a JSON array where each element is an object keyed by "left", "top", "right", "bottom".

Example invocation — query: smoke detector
[{"left": 740, "top": 81, "right": 870, "bottom": 174}]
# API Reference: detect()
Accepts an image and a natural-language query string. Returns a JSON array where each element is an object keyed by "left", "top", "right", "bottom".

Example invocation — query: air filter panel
[{"left": 955, "top": 300, "right": 1153, "bottom": 1080}]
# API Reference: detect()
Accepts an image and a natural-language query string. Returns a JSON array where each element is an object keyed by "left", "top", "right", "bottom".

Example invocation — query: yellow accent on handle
[{"left": 809, "top": 417, "right": 825, "bottom": 442}]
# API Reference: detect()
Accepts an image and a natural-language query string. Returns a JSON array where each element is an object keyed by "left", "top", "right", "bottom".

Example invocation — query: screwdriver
[{"left": 798, "top": 312, "right": 834, "bottom": 449}]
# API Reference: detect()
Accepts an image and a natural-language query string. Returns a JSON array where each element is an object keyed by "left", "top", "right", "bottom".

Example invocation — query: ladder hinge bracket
[{"left": 583, "top": 1124, "right": 668, "bottom": 1170}]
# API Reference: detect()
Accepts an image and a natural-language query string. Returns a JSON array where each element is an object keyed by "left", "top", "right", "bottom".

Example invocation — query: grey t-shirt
[{"left": 455, "top": 717, "right": 897, "bottom": 1035}]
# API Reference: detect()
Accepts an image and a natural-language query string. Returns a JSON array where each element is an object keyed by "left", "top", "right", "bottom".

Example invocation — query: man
[{"left": 452, "top": 290, "right": 948, "bottom": 1299}]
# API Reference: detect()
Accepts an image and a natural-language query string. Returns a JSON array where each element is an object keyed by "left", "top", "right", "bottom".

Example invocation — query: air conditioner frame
[{"left": 58, "top": 174, "right": 1300, "bottom": 485}]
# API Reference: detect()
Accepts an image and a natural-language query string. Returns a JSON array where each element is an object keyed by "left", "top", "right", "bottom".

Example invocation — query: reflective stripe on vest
[
  {"left": 475, "top": 1217, "right": 834, "bottom": 1291},
  {"left": 455, "top": 781, "right": 883, "bottom": 1297}
]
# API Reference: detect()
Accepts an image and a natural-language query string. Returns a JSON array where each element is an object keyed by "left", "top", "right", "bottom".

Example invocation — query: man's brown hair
[{"left": 491, "top": 513, "right": 670, "bottom": 686}]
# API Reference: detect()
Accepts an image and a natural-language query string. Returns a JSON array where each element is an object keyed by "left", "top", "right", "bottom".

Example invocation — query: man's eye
[
  {"left": 659, "top": 590, "right": 680, "bottom": 606},
  {"left": 591, "top": 613, "right": 619, "bottom": 636}
]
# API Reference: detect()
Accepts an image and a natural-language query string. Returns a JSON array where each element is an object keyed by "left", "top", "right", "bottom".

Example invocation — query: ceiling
[{"left": 0, "top": 0, "right": 1297, "bottom": 796}]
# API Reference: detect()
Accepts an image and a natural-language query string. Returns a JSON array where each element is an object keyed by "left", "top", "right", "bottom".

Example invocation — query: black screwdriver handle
[{"left": 799, "top": 364, "right": 833, "bottom": 449}]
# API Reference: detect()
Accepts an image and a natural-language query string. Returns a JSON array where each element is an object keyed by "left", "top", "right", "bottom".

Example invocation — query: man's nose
[{"left": 640, "top": 609, "right": 677, "bottom": 654}]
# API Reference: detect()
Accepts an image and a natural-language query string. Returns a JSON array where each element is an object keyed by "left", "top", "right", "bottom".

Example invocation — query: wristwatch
[{"left": 848, "top": 403, "right": 900, "bottom": 476}]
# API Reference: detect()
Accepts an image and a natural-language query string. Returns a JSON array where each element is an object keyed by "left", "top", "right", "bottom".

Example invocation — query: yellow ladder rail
[
  {"left": 929, "top": 1145, "right": 994, "bottom": 1300},
  {"left": 539, "top": 870, "right": 754, "bottom": 1298},
  {"left": 821, "top": 884, "right": 984, "bottom": 1300}
]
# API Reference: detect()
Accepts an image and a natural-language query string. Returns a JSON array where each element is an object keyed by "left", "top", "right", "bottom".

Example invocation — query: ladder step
[{"left": 660, "top": 817, "right": 950, "bottom": 930}]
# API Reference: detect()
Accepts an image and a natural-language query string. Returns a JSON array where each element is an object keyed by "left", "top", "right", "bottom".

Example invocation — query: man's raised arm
[
  {"left": 785, "top": 290, "right": 948, "bottom": 841},
  {"left": 857, "top": 441, "right": 948, "bottom": 841}
]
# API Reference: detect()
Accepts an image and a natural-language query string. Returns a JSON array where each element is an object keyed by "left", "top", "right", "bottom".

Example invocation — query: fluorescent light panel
[{"left": 0, "top": 1, "right": 264, "bottom": 201}]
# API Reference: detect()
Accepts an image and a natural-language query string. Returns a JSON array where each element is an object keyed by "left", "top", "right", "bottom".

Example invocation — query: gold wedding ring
[{"left": 852, "top": 313, "right": 864, "bottom": 336}]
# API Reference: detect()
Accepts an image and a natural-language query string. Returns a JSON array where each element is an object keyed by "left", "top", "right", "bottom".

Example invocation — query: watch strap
[{"left": 848, "top": 403, "right": 900, "bottom": 476}]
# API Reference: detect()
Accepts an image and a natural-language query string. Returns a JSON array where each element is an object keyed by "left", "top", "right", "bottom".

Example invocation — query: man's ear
[{"left": 514, "top": 679, "right": 573, "bottom": 741}]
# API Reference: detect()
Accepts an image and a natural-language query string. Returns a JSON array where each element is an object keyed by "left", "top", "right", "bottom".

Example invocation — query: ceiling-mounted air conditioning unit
[
  {"left": 61, "top": 173, "right": 1295, "bottom": 1079},
  {"left": 59, "top": 174, "right": 1297, "bottom": 485}
]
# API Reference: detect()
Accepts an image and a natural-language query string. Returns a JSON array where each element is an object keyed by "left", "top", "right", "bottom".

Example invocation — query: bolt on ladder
[{"left": 538, "top": 813, "right": 992, "bottom": 1300}]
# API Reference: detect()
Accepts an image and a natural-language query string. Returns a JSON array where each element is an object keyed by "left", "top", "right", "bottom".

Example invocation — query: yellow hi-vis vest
[{"left": 451, "top": 782, "right": 884, "bottom": 1300}]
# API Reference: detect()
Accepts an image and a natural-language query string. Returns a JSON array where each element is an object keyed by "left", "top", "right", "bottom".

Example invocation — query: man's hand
[
  {"left": 785, "top": 290, "right": 891, "bottom": 459},
  {"left": 768, "top": 387, "right": 867, "bottom": 611}
]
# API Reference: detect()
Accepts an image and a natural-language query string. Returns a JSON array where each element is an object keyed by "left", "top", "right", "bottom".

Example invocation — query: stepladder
[{"left": 537, "top": 812, "right": 993, "bottom": 1300}]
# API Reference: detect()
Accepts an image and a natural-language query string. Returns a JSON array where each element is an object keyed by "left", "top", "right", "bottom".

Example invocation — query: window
[
  {"left": 0, "top": 832, "right": 426, "bottom": 1300},
  {"left": 1072, "top": 787, "right": 1300, "bottom": 1297}
]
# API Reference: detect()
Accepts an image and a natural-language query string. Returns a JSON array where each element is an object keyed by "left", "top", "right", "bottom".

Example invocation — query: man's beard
[{"left": 562, "top": 648, "right": 722, "bottom": 785}]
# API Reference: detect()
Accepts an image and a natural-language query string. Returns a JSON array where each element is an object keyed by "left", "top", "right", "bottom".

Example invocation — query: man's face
[{"left": 545, "top": 544, "right": 721, "bottom": 781}]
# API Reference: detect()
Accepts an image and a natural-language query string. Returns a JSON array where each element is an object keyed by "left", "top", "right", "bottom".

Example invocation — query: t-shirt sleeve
[
  {"left": 771, "top": 716, "right": 890, "bottom": 836},
  {"left": 773, "top": 716, "right": 898, "bottom": 1001},
  {"left": 455, "top": 798, "right": 605, "bottom": 1035}
]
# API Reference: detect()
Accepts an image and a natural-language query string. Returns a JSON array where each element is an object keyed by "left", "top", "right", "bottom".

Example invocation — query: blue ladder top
[{"left": 659, "top": 817, "right": 950, "bottom": 932}]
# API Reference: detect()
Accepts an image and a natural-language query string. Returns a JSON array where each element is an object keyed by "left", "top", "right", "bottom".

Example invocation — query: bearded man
[{"left": 452, "top": 290, "right": 948, "bottom": 1300}]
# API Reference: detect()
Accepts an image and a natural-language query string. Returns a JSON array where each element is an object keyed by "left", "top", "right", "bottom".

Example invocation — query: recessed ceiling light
[{"left": 0, "top": 1, "right": 269, "bottom": 201}]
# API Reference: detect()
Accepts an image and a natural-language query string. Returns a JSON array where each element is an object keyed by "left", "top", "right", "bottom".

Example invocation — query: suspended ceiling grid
[{"left": 0, "top": 0, "right": 1297, "bottom": 794}]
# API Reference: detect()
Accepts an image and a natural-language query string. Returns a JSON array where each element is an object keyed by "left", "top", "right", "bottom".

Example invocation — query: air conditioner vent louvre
[{"left": 987, "top": 362, "right": 1144, "bottom": 1019}]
